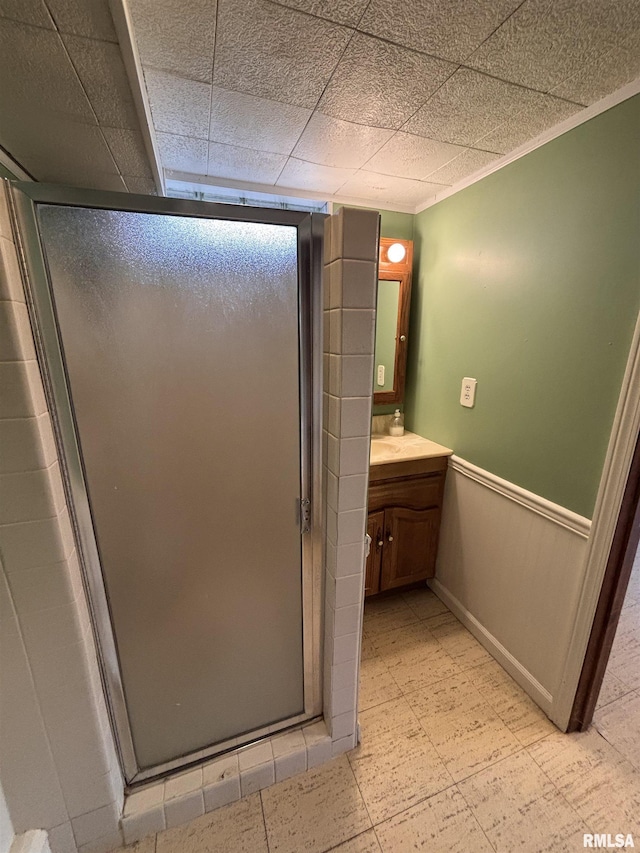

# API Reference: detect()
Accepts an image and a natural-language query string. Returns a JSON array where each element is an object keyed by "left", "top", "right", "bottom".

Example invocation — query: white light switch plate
[
  {"left": 460, "top": 377, "right": 477, "bottom": 407},
  {"left": 377, "top": 364, "right": 385, "bottom": 386}
]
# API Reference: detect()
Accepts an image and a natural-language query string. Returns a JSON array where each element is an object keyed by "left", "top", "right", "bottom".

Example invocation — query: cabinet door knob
[
  {"left": 376, "top": 530, "right": 383, "bottom": 548},
  {"left": 387, "top": 533, "right": 394, "bottom": 542}
]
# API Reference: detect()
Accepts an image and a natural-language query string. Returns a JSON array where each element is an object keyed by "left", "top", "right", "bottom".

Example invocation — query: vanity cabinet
[{"left": 366, "top": 455, "right": 447, "bottom": 597}]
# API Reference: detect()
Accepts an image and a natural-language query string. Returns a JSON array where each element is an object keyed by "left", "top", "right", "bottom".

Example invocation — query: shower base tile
[
  {"left": 202, "top": 775, "right": 240, "bottom": 814},
  {"left": 164, "top": 790, "right": 204, "bottom": 829}
]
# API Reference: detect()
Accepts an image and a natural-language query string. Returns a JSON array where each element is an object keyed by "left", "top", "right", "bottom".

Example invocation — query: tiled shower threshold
[{"left": 120, "top": 720, "right": 332, "bottom": 844}]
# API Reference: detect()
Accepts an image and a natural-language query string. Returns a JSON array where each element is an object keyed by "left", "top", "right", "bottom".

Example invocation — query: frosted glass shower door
[{"left": 14, "top": 188, "right": 319, "bottom": 780}]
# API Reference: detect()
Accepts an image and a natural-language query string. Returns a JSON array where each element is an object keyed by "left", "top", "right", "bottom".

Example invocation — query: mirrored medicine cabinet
[{"left": 374, "top": 237, "right": 413, "bottom": 405}]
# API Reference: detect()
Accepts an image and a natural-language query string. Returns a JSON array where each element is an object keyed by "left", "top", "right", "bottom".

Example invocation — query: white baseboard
[{"left": 429, "top": 578, "right": 553, "bottom": 716}]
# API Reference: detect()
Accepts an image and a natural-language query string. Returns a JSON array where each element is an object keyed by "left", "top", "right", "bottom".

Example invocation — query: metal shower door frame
[{"left": 8, "top": 182, "right": 324, "bottom": 785}]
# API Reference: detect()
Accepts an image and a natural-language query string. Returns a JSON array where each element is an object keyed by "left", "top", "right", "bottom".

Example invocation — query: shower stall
[{"left": 10, "top": 184, "right": 324, "bottom": 784}]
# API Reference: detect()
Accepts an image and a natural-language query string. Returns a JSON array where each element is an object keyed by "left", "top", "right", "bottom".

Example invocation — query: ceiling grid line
[
  {"left": 55, "top": 28, "right": 127, "bottom": 189},
  {"left": 271, "top": 0, "right": 375, "bottom": 188},
  {"left": 205, "top": 0, "right": 221, "bottom": 181}
]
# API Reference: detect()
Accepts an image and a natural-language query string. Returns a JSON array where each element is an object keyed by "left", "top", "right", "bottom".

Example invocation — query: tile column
[{"left": 322, "top": 206, "right": 379, "bottom": 755}]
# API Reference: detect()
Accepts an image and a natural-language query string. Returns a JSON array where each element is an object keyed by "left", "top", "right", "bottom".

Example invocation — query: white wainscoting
[{"left": 432, "top": 456, "right": 591, "bottom": 721}]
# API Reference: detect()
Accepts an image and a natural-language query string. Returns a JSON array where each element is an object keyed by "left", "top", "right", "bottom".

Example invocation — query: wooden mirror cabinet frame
[{"left": 374, "top": 237, "right": 414, "bottom": 406}]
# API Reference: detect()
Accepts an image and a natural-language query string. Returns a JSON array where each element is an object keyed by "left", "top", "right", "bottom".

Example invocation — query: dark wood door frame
[{"left": 568, "top": 427, "right": 640, "bottom": 730}]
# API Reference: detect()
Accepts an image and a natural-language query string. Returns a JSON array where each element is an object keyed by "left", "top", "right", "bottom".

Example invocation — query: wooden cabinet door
[
  {"left": 365, "top": 511, "right": 384, "bottom": 597},
  {"left": 380, "top": 507, "right": 440, "bottom": 591}
]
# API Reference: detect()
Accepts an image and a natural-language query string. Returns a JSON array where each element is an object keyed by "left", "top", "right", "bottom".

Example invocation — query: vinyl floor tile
[
  {"left": 375, "top": 786, "right": 493, "bottom": 853},
  {"left": 426, "top": 612, "right": 494, "bottom": 670},
  {"left": 401, "top": 587, "right": 449, "bottom": 621},
  {"left": 261, "top": 755, "right": 371, "bottom": 853},
  {"left": 358, "top": 655, "right": 402, "bottom": 712},
  {"left": 458, "top": 750, "right": 587, "bottom": 851},
  {"left": 482, "top": 790, "right": 587, "bottom": 853},
  {"left": 607, "top": 632, "right": 640, "bottom": 690},
  {"left": 370, "top": 621, "right": 460, "bottom": 694},
  {"left": 407, "top": 672, "right": 521, "bottom": 781},
  {"left": 359, "top": 635, "right": 378, "bottom": 662},
  {"left": 593, "top": 691, "right": 640, "bottom": 771},
  {"left": 468, "top": 659, "right": 557, "bottom": 745},
  {"left": 155, "top": 793, "right": 267, "bottom": 853},
  {"left": 328, "top": 829, "right": 381, "bottom": 852},
  {"left": 348, "top": 697, "right": 453, "bottom": 823},
  {"left": 362, "top": 595, "right": 419, "bottom": 637},
  {"left": 595, "top": 670, "right": 633, "bottom": 711},
  {"left": 528, "top": 728, "right": 640, "bottom": 837}
]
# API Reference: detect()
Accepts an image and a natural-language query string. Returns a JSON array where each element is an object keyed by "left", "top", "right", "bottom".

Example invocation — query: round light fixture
[{"left": 387, "top": 242, "right": 406, "bottom": 263}]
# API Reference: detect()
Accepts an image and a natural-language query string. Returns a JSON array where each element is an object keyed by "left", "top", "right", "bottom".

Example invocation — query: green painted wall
[{"left": 405, "top": 95, "right": 640, "bottom": 518}]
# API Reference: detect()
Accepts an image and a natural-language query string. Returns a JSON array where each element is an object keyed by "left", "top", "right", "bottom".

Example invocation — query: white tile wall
[
  {"left": 322, "top": 206, "right": 378, "bottom": 751},
  {"left": 0, "top": 183, "right": 123, "bottom": 853}
]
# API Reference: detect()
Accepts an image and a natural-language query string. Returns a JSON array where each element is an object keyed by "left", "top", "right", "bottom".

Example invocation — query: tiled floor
[
  {"left": 592, "top": 544, "right": 640, "bottom": 774},
  {"left": 121, "top": 589, "right": 640, "bottom": 853}
]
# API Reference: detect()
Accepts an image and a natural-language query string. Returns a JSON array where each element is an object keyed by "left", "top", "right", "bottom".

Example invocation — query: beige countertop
[{"left": 370, "top": 431, "right": 453, "bottom": 466}]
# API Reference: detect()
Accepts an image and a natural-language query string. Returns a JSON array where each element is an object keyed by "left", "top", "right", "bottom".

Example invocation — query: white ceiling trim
[
  {"left": 109, "top": 0, "right": 165, "bottom": 195},
  {"left": 414, "top": 76, "right": 640, "bottom": 215},
  {"left": 165, "top": 169, "right": 418, "bottom": 214}
]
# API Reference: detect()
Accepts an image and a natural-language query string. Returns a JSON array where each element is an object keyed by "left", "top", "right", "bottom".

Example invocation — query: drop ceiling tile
[
  {"left": 207, "top": 142, "right": 287, "bottom": 185},
  {"left": 476, "top": 94, "right": 581, "bottom": 153},
  {"left": 339, "top": 170, "right": 443, "bottom": 207},
  {"left": 209, "top": 87, "right": 311, "bottom": 155},
  {"left": 5, "top": 115, "right": 120, "bottom": 186},
  {"left": 62, "top": 35, "right": 138, "bottom": 129},
  {"left": 358, "top": 0, "right": 522, "bottom": 62},
  {"left": 0, "top": 0, "right": 53, "bottom": 27},
  {"left": 466, "top": 0, "right": 640, "bottom": 92},
  {"left": 144, "top": 68, "right": 211, "bottom": 138},
  {"left": 424, "top": 148, "right": 500, "bottom": 185},
  {"left": 124, "top": 176, "right": 158, "bottom": 195},
  {"left": 273, "top": 0, "right": 369, "bottom": 26},
  {"left": 86, "top": 173, "right": 128, "bottom": 192},
  {"left": 365, "top": 132, "right": 465, "bottom": 180},
  {"left": 157, "top": 132, "right": 208, "bottom": 174},
  {"left": 45, "top": 0, "right": 118, "bottom": 41},
  {"left": 213, "top": 0, "right": 351, "bottom": 109},
  {"left": 0, "top": 18, "right": 95, "bottom": 127},
  {"left": 293, "top": 113, "right": 393, "bottom": 169},
  {"left": 129, "top": 0, "right": 216, "bottom": 83},
  {"left": 102, "top": 128, "right": 152, "bottom": 178},
  {"left": 550, "top": 30, "right": 640, "bottom": 105},
  {"left": 317, "top": 33, "right": 456, "bottom": 129},
  {"left": 276, "top": 158, "right": 356, "bottom": 195},
  {"left": 404, "top": 68, "right": 545, "bottom": 147}
]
